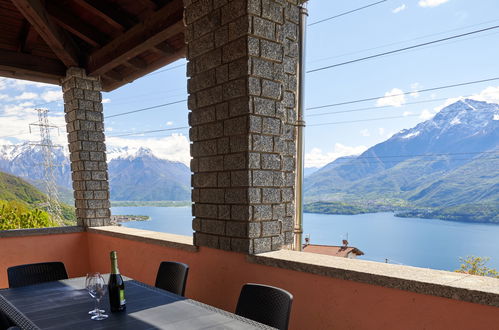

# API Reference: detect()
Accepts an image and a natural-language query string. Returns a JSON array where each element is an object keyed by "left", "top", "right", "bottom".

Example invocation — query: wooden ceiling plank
[
  {"left": 127, "top": 57, "right": 148, "bottom": 70},
  {"left": 76, "top": 0, "right": 136, "bottom": 32},
  {"left": 102, "top": 46, "right": 186, "bottom": 92},
  {"left": 0, "top": 48, "right": 65, "bottom": 84},
  {"left": 11, "top": 0, "right": 80, "bottom": 67},
  {"left": 87, "top": 0, "right": 184, "bottom": 76},
  {"left": 153, "top": 41, "right": 175, "bottom": 55},
  {"left": 46, "top": 2, "right": 105, "bottom": 48}
]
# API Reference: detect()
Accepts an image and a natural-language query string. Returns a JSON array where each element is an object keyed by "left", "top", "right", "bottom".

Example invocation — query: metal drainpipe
[{"left": 293, "top": 5, "right": 307, "bottom": 251}]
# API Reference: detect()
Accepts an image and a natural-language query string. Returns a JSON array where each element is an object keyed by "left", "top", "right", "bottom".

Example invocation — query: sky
[{"left": 1, "top": 0, "right": 499, "bottom": 168}]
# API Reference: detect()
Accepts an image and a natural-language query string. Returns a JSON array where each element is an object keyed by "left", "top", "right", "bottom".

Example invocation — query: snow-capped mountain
[
  {"left": 0, "top": 143, "right": 72, "bottom": 188},
  {"left": 108, "top": 147, "right": 191, "bottom": 201},
  {"left": 0, "top": 144, "right": 191, "bottom": 201},
  {"left": 305, "top": 99, "right": 499, "bottom": 207}
]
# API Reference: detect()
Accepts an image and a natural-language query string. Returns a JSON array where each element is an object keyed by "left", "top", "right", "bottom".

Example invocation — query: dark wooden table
[{"left": 0, "top": 276, "right": 274, "bottom": 329}]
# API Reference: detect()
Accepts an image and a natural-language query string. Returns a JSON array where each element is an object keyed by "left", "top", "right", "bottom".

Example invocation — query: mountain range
[
  {"left": 304, "top": 99, "right": 499, "bottom": 211},
  {"left": 0, "top": 144, "right": 191, "bottom": 201}
]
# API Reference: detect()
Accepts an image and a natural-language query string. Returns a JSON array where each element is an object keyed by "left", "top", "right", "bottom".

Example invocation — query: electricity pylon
[{"left": 29, "top": 108, "right": 63, "bottom": 225}]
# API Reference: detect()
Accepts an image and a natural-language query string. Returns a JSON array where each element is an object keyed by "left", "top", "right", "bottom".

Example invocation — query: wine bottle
[{"left": 108, "top": 250, "right": 126, "bottom": 312}]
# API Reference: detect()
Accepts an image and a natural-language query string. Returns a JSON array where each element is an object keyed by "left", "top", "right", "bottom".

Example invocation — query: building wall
[
  {"left": 0, "top": 231, "right": 497, "bottom": 329},
  {"left": 0, "top": 232, "right": 90, "bottom": 288},
  {"left": 85, "top": 231, "right": 499, "bottom": 330}
]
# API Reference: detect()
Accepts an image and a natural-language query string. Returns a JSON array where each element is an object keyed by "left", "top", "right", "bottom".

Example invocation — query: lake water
[{"left": 112, "top": 206, "right": 499, "bottom": 271}]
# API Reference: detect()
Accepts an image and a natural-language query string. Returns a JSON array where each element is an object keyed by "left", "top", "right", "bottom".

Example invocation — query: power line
[
  {"left": 306, "top": 76, "right": 499, "bottom": 111},
  {"left": 104, "top": 99, "right": 187, "bottom": 119},
  {"left": 307, "top": 150, "right": 499, "bottom": 162},
  {"left": 108, "top": 126, "right": 189, "bottom": 137},
  {"left": 307, "top": 18, "right": 499, "bottom": 64},
  {"left": 305, "top": 156, "right": 499, "bottom": 167},
  {"left": 308, "top": 0, "right": 388, "bottom": 27},
  {"left": 307, "top": 108, "right": 497, "bottom": 126},
  {"left": 307, "top": 24, "right": 499, "bottom": 73},
  {"left": 145, "top": 63, "right": 185, "bottom": 76},
  {"left": 306, "top": 96, "right": 453, "bottom": 117}
]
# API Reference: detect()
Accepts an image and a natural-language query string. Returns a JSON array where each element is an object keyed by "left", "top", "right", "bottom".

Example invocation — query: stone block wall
[
  {"left": 185, "top": 0, "right": 300, "bottom": 253},
  {"left": 62, "top": 67, "right": 111, "bottom": 227}
]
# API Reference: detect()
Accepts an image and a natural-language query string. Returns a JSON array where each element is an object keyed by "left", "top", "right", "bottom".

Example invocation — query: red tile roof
[{"left": 303, "top": 244, "right": 364, "bottom": 258}]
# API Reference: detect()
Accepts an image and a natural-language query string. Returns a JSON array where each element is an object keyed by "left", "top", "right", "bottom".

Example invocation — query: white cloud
[
  {"left": 420, "top": 109, "right": 435, "bottom": 120},
  {"left": 15, "top": 92, "right": 38, "bottom": 100},
  {"left": 493, "top": 114, "right": 499, "bottom": 121},
  {"left": 19, "top": 102, "right": 34, "bottom": 107},
  {"left": 360, "top": 129, "right": 370, "bottom": 137},
  {"left": 305, "top": 143, "right": 367, "bottom": 168},
  {"left": 376, "top": 88, "right": 406, "bottom": 107},
  {"left": 378, "top": 127, "right": 385, "bottom": 136},
  {"left": 106, "top": 127, "right": 114, "bottom": 132},
  {"left": 166, "top": 121, "right": 173, "bottom": 126},
  {"left": 403, "top": 111, "right": 413, "bottom": 116},
  {"left": 6, "top": 78, "right": 56, "bottom": 90},
  {"left": 418, "top": 0, "right": 450, "bottom": 8},
  {"left": 102, "top": 98, "right": 111, "bottom": 103},
  {"left": 41, "top": 90, "right": 63, "bottom": 102},
  {"left": 0, "top": 94, "right": 9, "bottom": 100},
  {"left": 107, "top": 134, "right": 191, "bottom": 165},
  {"left": 0, "top": 80, "right": 6, "bottom": 90},
  {"left": 410, "top": 82, "right": 421, "bottom": 98},
  {"left": 392, "top": 4, "right": 406, "bottom": 13},
  {"left": 469, "top": 86, "right": 499, "bottom": 104},
  {"left": 0, "top": 110, "right": 66, "bottom": 146}
]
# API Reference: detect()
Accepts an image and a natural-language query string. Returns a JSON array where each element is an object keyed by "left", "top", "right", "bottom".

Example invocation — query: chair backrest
[
  {"left": 236, "top": 283, "right": 293, "bottom": 330},
  {"left": 7, "top": 262, "right": 68, "bottom": 288},
  {"left": 154, "top": 261, "right": 189, "bottom": 296},
  {"left": 0, "top": 311, "right": 12, "bottom": 330}
]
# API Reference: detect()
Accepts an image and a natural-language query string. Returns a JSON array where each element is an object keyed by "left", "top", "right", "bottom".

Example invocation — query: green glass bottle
[{"left": 108, "top": 251, "right": 126, "bottom": 312}]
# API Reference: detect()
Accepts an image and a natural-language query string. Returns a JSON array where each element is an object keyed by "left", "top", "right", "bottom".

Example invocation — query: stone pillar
[
  {"left": 185, "top": 0, "right": 300, "bottom": 253},
  {"left": 61, "top": 67, "right": 111, "bottom": 227}
]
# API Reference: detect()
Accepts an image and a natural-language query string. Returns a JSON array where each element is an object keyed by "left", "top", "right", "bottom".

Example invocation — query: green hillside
[
  {"left": 0, "top": 171, "right": 76, "bottom": 228},
  {"left": 0, "top": 171, "right": 47, "bottom": 204}
]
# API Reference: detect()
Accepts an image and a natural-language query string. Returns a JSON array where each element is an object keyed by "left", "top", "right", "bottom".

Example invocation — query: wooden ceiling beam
[
  {"left": 46, "top": 2, "right": 105, "bottom": 48},
  {"left": 11, "top": 0, "right": 80, "bottom": 67},
  {"left": 0, "top": 48, "right": 65, "bottom": 84},
  {"left": 76, "top": 0, "right": 137, "bottom": 32},
  {"left": 153, "top": 41, "right": 175, "bottom": 55},
  {"left": 21, "top": 23, "right": 39, "bottom": 53},
  {"left": 87, "top": 0, "right": 184, "bottom": 77},
  {"left": 102, "top": 46, "right": 186, "bottom": 92}
]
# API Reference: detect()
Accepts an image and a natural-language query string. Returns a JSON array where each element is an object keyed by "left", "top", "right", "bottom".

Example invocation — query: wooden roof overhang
[{"left": 0, "top": 0, "right": 185, "bottom": 92}]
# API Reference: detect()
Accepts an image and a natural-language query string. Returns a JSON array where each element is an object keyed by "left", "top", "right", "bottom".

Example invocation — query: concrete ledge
[
  {"left": 0, "top": 226, "right": 84, "bottom": 238},
  {"left": 87, "top": 226, "right": 198, "bottom": 252},
  {"left": 248, "top": 250, "right": 499, "bottom": 308}
]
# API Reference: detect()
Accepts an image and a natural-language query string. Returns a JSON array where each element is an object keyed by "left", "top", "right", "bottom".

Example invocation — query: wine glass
[
  {"left": 86, "top": 273, "right": 105, "bottom": 315},
  {"left": 86, "top": 273, "right": 108, "bottom": 320}
]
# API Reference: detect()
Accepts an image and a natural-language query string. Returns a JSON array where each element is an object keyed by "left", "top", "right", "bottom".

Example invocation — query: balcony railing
[{"left": 1, "top": 226, "right": 498, "bottom": 329}]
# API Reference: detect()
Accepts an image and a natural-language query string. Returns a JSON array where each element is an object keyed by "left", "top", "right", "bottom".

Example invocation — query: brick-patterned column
[
  {"left": 185, "top": 0, "right": 300, "bottom": 253},
  {"left": 61, "top": 67, "right": 111, "bottom": 227}
]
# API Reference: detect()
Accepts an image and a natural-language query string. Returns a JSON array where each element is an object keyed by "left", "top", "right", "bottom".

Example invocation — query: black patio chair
[
  {"left": 154, "top": 261, "right": 189, "bottom": 296},
  {"left": 0, "top": 311, "right": 12, "bottom": 330},
  {"left": 236, "top": 283, "right": 293, "bottom": 330},
  {"left": 7, "top": 262, "right": 68, "bottom": 288}
]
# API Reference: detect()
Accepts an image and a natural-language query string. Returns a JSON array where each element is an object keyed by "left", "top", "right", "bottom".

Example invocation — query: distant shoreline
[{"left": 303, "top": 201, "right": 499, "bottom": 224}]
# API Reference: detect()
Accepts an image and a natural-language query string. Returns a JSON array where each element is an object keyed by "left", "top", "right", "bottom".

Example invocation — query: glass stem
[{"left": 96, "top": 299, "right": 101, "bottom": 316}]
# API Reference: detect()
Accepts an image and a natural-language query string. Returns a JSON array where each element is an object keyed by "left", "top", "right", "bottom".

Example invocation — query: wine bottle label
[{"left": 119, "top": 289, "right": 126, "bottom": 306}]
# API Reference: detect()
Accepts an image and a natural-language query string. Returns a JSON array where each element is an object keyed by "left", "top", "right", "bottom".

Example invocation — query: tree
[{"left": 455, "top": 256, "right": 499, "bottom": 278}]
